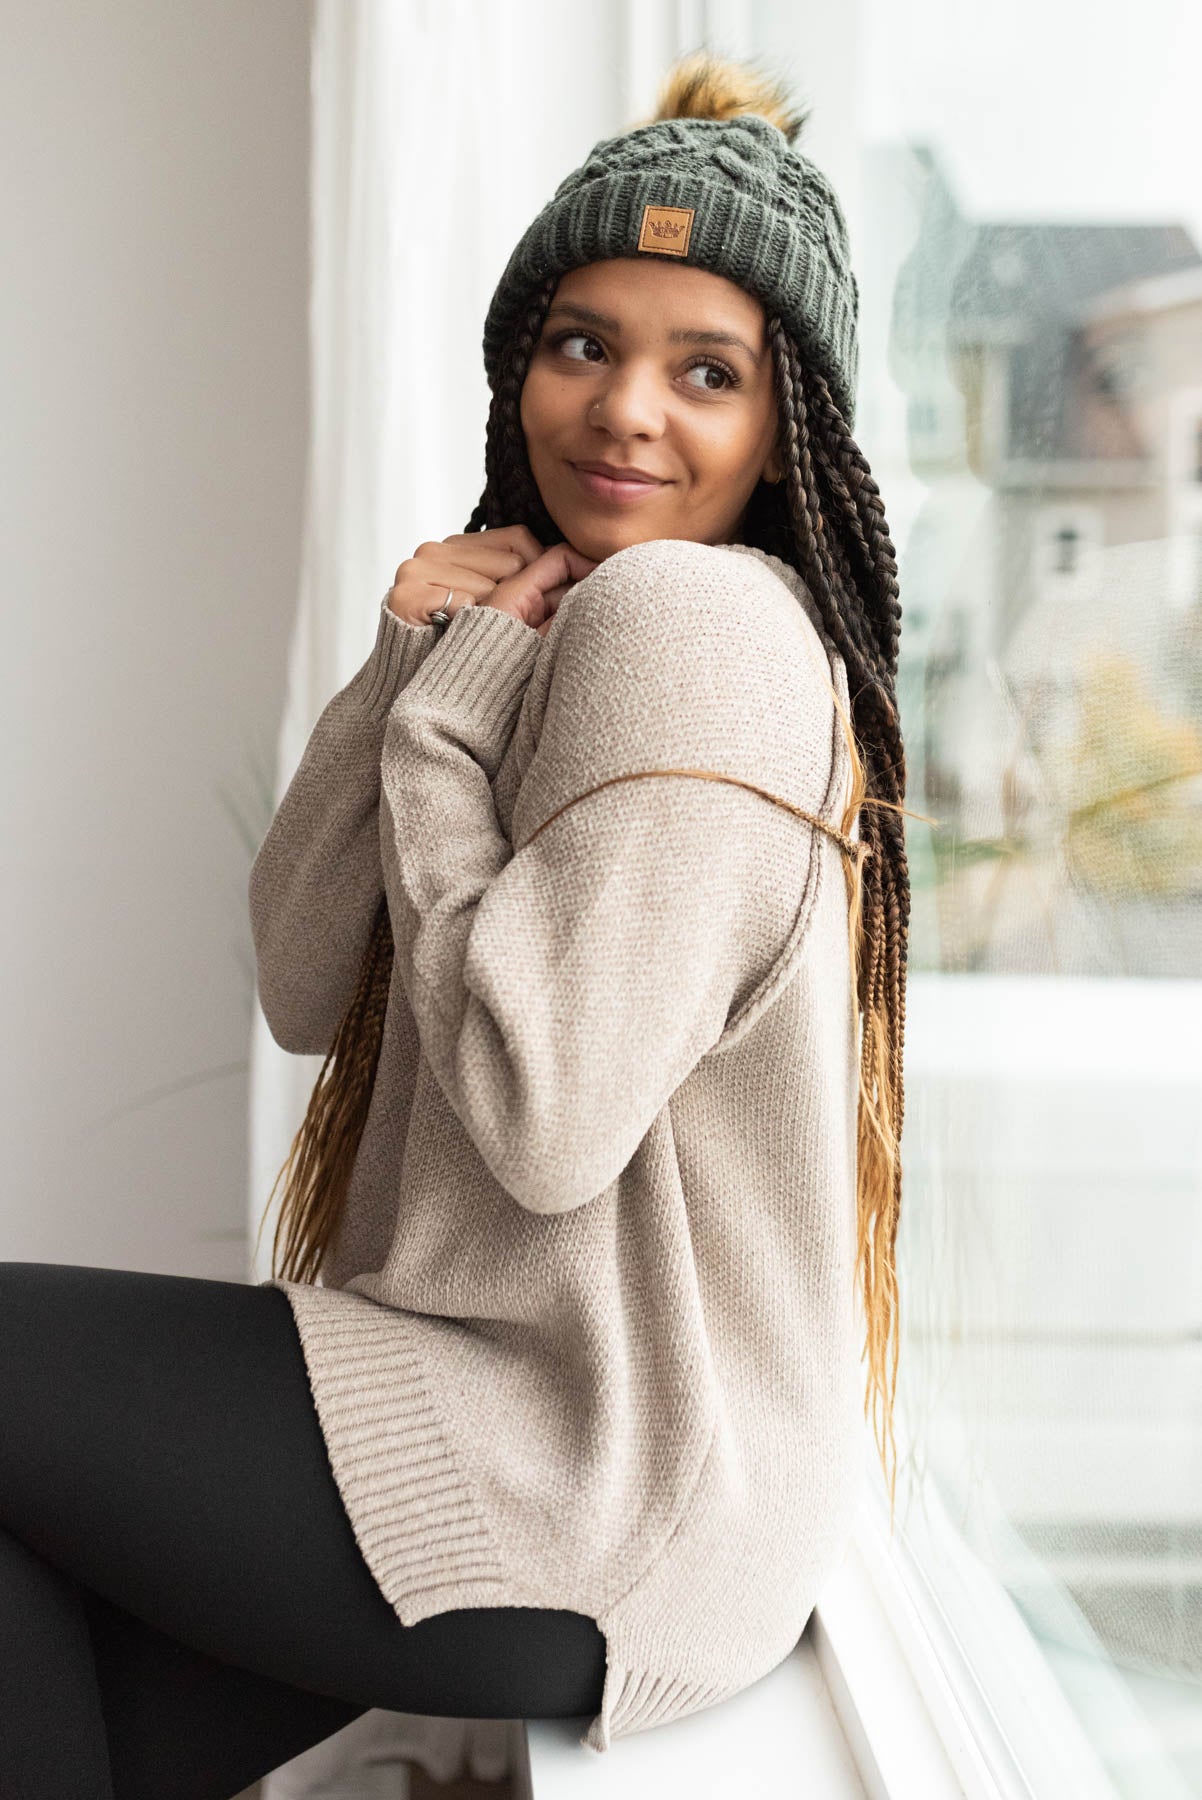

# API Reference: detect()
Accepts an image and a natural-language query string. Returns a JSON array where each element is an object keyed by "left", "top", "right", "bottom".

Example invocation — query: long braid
[
  {"left": 465, "top": 275, "right": 562, "bottom": 540},
  {"left": 262, "top": 893, "right": 394, "bottom": 1286},
  {"left": 766, "top": 320, "right": 910, "bottom": 1512},
  {"left": 260, "top": 277, "right": 913, "bottom": 1524}
]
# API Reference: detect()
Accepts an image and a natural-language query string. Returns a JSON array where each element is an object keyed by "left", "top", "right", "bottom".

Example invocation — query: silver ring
[{"left": 428, "top": 587, "right": 455, "bottom": 630}]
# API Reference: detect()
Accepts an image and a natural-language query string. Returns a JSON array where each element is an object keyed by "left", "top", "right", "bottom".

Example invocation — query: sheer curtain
[
  {"left": 248, "top": 1, "right": 857, "bottom": 1789},
  {"left": 248, "top": 6, "right": 546, "bottom": 1785}
]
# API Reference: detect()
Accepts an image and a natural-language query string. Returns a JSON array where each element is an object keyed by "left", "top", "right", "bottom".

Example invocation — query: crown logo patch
[{"left": 637, "top": 203, "right": 694, "bottom": 258}]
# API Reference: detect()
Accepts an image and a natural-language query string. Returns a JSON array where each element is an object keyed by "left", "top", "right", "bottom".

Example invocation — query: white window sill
[
  {"left": 518, "top": 1623, "right": 868, "bottom": 1798},
  {"left": 812, "top": 1479, "right": 1120, "bottom": 1800},
  {"left": 518, "top": 1477, "right": 1112, "bottom": 1799}
]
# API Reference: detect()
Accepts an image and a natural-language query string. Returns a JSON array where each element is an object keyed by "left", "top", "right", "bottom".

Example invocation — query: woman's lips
[{"left": 570, "top": 464, "right": 669, "bottom": 505}]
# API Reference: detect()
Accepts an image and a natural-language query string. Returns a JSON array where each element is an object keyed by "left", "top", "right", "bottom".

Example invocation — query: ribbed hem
[
  {"left": 398, "top": 602, "right": 542, "bottom": 740},
  {"left": 580, "top": 1652, "right": 734, "bottom": 1753},
  {"left": 346, "top": 598, "right": 440, "bottom": 723},
  {"left": 262, "top": 1280, "right": 765, "bottom": 1755},
  {"left": 264, "top": 1281, "right": 510, "bottom": 1615}
]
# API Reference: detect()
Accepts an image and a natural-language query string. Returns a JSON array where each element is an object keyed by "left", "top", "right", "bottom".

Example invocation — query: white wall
[{"left": 2, "top": 0, "right": 311, "bottom": 1279}]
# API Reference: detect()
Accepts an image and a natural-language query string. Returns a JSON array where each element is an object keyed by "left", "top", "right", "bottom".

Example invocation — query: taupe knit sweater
[{"left": 250, "top": 538, "right": 865, "bottom": 1752}]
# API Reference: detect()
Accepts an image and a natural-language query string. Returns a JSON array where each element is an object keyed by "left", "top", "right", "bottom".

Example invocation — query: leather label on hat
[{"left": 637, "top": 203, "right": 694, "bottom": 257}]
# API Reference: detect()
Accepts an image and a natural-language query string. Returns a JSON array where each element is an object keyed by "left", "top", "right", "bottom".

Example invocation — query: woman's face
[{"left": 519, "top": 257, "right": 782, "bottom": 563}]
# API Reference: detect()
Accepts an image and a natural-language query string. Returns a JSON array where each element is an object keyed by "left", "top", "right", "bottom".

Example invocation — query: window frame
[{"left": 810, "top": 1478, "right": 1123, "bottom": 1800}]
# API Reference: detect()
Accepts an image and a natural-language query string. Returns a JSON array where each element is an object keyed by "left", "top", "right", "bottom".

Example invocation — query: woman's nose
[{"left": 586, "top": 373, "right": 666, "bottom": 437}]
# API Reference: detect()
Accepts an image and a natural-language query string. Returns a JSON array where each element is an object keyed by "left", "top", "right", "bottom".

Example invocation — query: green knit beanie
[{"left": 481, "top": 105, "right": 860, "bottom": 430}]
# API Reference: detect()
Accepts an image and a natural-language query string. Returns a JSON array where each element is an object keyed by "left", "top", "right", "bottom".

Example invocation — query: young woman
[{"left": 0, "top": 50, "right": 909, "bottom": 1796}]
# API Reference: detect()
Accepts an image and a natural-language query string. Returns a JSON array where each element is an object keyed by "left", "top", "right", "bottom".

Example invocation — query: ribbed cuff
[
  {"left": 399, "top": 603, "right": 542, "bottom": 741},
  {"left": 346, "top": 597, "right": 440, "bottom": 723}
]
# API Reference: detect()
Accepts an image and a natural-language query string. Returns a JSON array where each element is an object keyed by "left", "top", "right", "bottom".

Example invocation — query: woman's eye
[
  {"left": 681, "top": 358, "right": 738, "bottom": 392},
  {"left": 553, "top": 330, "right": 602, "bottom": 363},
  {"left": 548, "top": 330, "right": 739, "bottom": 392}
]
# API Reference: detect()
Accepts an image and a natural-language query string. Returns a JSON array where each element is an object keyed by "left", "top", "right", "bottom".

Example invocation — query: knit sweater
[{"left": 249, "top": 537, "right": 866, "bottom": 1753}]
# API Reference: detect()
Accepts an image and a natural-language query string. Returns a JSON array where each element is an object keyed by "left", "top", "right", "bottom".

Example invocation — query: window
[
  {"left": 1030, "top": 505, "right": 1102, "bottom": 601},
  {"left": 1093, "top": 361, "right": 1120, "bottom": 399},
  {"left": 853, "top": 1, "right": 1202, "bottom": 1790},
  {"left": 1053, "top": 524, "right": 1079, "bottom": 573}
]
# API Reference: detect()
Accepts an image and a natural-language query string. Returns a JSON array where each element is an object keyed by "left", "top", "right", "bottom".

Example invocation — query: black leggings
[{"left": 0, "top": 1261, "right": 606, "bottom": 1800}]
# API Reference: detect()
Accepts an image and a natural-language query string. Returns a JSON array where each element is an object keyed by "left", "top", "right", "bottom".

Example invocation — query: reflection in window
[
  {"left": 1053, "top": 525, "right": 1079, "bottom": 573},
  {"left": 858, "top": 19, "right": 1202, "bottom": 1789}
]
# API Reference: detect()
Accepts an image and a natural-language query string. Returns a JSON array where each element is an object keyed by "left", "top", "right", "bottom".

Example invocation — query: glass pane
[{"left": 857, "top": 3, "right": 1202, "bottom": 1793}]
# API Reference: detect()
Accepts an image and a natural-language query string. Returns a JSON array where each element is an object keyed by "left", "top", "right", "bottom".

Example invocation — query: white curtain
[{"left": 250, "top": 1, "right": 856, "bottom": 1790}]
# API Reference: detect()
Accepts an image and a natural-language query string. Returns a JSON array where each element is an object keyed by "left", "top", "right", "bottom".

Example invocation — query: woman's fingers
[
  {"left": 465, "top": 524, "right": 545, "bottom": 566},
  {"left": 478, "top": 541, "right": 599, "bottom": 631},
  {"left": 534, "top": 544, "right": 600, "bottom": 622},
  {"left": 433, "top": 524, "right": 545, "bottom": 579},
  {"left": 403, "top": 550, "right": 512, "bottom": 594},
  {"left": 419, "top": 560, "right": 505, "bottom": 601},
  {"left": 388, "top": 530, "right": 595, "bottom": 631},
  {"left": 539, "top": 542, "right": 599, "bottom": 589},
  {"left": 390, "top": 528, "right": 548, "bottom": 624}
]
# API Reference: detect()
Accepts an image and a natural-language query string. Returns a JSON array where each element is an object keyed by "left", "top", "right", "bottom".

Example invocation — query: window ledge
[
  {"left": 518, "top": 1474, "right": 1114, "bottom": 1799},
  {"left": 810, "top": 1489, "right": 999, "bottom": 1800},
  {"left": 518, "top": 1625, "right": 867, "bottom": 1798},
  {"left": 811, "top": 1480, "right": 1120, "bottom": 1800}
]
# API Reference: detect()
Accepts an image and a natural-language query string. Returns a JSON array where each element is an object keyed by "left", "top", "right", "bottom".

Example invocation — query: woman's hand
[
  {"left": 386, "top": 526, "right": 547, "bottom": 628},
  {"left": 482, "top": 541, "right": 599, "bottom": 637}
]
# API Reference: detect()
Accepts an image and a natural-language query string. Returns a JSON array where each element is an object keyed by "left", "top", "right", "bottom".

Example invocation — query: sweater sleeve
[
  {"left": 378, "top": 542, "right": 839, "bottom": 1215},
  {"left": 249, "top": 598, "right": 439, "bottom": 1055}
]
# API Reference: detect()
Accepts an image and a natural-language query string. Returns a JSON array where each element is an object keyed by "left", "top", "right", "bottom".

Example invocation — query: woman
[{"left": 0, "top": 50, "right": 909, "bottom": 1796}]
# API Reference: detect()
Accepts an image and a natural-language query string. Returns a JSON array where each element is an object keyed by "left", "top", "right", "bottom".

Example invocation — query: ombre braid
[{"left": 259, "top": 272, "right": 914, "bottom": 1526}]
